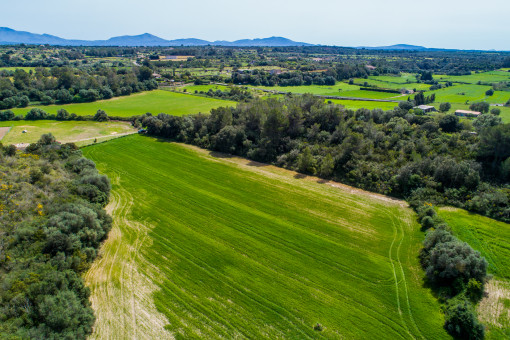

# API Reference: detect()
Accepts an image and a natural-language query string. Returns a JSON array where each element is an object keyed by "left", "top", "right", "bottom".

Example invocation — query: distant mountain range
[
  {"left": 357, "top": 44, "right": 430, "bottom": 51},
  {"left": 1, "top": 28, "right": 492, "bottom": 51},
  {"left": 0, "top": 27, "right": 313, "bottom": 47}
]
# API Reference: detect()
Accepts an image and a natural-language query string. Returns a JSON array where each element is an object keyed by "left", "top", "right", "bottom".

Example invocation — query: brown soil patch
[{"left": 0, "top": 127, "right": 10, "bottom": 140}]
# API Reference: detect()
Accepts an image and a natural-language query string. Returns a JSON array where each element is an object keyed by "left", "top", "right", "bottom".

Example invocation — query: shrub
[
  {"left": 425, "top": 240, "right": 487, "bottom": 285},
  {"left": 313, "top": 323, "right": 323, "bottom": 331},
  {"left": 444, "top": 297, "right": 485, "bottom": 339},
  {"left": 94, "top": 109, "right": 108, "bottom": 122}
]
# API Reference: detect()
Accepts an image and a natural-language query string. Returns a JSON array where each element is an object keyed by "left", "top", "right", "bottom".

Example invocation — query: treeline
[
  {"left": 231, "top": 64, "right": 368, "bottom": 86},
  {"left": 0, "top": 134, "right": 111, "bottom": 338},
  {"left": 190, "top": 86, "right": 253, "bottom": 102},
  {"left": 0, "top": 66, "right": 158, "bottom": 110},
  {"left": 135, "top": 95, "right": 510, "bottom": 223}
]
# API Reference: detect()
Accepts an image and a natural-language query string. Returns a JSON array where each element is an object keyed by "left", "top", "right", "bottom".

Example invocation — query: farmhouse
[
  {"left": 455, "top": 110, "right": 481, "bottom": 117},
  {"left": 413, "top": 105, "right": 437, "bottom": 113}
]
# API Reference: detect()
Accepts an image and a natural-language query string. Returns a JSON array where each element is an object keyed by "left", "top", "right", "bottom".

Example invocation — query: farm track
[
  {"left": 84, "top": 174, "right": 173, "bottom": 340},
  {"left": 84, "top": 135, "right": 448, "bottom": 339}
]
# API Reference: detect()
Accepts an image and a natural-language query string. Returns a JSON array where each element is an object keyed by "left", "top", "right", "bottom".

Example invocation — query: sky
[{"left": 1, "top": 0, "right": 509, "bottom": 50}]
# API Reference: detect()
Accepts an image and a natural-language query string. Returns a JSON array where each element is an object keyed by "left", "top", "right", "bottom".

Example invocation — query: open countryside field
[
  {"left": 436, "top": 71, "right": 510, "bottom": 84},
  {"left": 83, "top": 135, "right": 448, "bottom": 339},
  {"left": 10, "top": 90, "right": 235, "bottom": 117},
  {"left": 0, "top": 120, "right": 135, "bottom": 145},
  {"left": 427, "top": 84, "right": 508, "bottom": 104},
  {"left": 437, "top": 207, "right": 510, "bottom": 339},
  {"left": 328, "top": 99, "right": 399, "bottom": 110}
]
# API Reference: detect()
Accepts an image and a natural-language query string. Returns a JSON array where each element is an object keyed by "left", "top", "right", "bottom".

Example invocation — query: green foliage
[
  {"left": 0, "top": 136, "right": 111, "bottom": 338},
  {"left": 93, "top": 109, "right": 108, "bottom": 122},
  {"left": 439, "top": 102, "right": 452, "bottom": 113},
  {"left": 444, "top": 297, "right": 485, "bottom": 339}
]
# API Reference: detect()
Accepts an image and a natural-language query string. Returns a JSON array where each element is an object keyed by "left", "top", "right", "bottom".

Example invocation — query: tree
[
  {"left": 490, "top": 108, "right": 501, "bottom": 116},
  {"left": 138, "top": 66, "right": 153, "bottom": 81},
  {"left": 25, "top": 108, "right": 48, "bottom": 120},
  {"left": 94, "top": 110, "right": 108, "bottom": 122},
  {"left": 444, "top": 298, "right": 485, "bottom": 339},
  {"left": 319, "top": 154, "right": 334, "bottom": 177},
  {"left": 297, "top": 147, "right": 316, "bottom": 174},
  {"left": 439, "top": 102, "right": 451, "bottom": 113},
  {"left": 425, "top": 240, "right": 487, "bottom": 285},
  {"left": 56, "top": 109, "right": 71, "bottom": 121},
  {"left": 485, "top": 89, "right": 494, "bottom": 96},
  {"left": 473, "top": 114, "right": 501, "bottom": 131},
  {"left": 470, "top": 102, "right": 490, "bottom": 114},
  {"left": 438, "top": 114, "right": 461, "bottom": 133}
]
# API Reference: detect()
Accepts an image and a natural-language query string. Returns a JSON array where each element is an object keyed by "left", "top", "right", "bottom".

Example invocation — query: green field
[
  {"left": 10, "top": 90, "right": 235, "bottom": 117},
  {"left": 83, "top": 135, "right": 448, "bottom": 339},
  {"left": 251, "top": 82, "right": 360, "bottom": 96},
  {"left": 436, "top": 71, "right": 510, "bottom": 85},
  {"left": 328, "top": 99, "right": 399, "bottom": 110},
  {"left": 0, "top": 120, "right": 135, "bottom": 146},
  {"left": 438, "top": 207, "right": 510, "bottom": 339}
]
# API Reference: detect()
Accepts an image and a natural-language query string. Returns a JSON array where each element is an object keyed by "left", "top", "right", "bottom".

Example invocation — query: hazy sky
[{"left": 2, "top": 0, "right": 509, "bottom": 50}]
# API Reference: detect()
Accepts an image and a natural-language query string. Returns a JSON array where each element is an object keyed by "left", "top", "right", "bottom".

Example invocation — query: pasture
[
  {"left": 83, "top": 135, "right": 448, "bottom": 339},
  {"left": 328, "top": 99, "right": 399, "bottom": 110},
  {"left": 10, "top": 90, "right": 235, "bottom": 117},
  {"left": 0, "top": 120, "right": 135, "bottom": 146},
  {"left": 437, "top": 207, "right": 510, "bottom": 339}
]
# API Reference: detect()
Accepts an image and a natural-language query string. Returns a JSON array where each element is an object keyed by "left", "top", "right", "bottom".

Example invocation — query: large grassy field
[
  {"left": 0, "top": 120, "right": 136, "bottom": 146},
  {"left": 438, "top": 207, "right": 510, "bottom": 339},
  {"left": 10, "top": 90, "right": 235, "bottom": 117},
  {"left": 83, "top": 135, "right": 448, "bottom": 339}
]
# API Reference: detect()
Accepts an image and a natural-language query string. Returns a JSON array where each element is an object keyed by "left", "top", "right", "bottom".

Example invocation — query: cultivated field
[
  {"left": 83, "top": 135, "right": 448, "bottom": 339},
  {"left": 438, "top": 207, "right": 510, "bottom": 339},
  {"left": 10, "top": 90, "right": 235, "bottom": 117},
  {"left": 0, "top": 120, "right": 135, "bottom": 146}
]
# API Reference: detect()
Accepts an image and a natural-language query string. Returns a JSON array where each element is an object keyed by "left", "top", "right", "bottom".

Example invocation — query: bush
[
  {"left": 444, "top": 298, "right": 485, "bottom": 339},
  {"left": 94, "top": 109, "right": 108, "bottom": 122},
  {"left": 25, "top": 108, "right": 48, "bottom": 120},
  {"left": 425, "top": 240, "right": 487, "bottom": 285},
  {"left": 439, "top": 102, "right": 452, "bottom": 113},
  {"left": 490, "top": 108, "right": 501, "bottom": 116}
]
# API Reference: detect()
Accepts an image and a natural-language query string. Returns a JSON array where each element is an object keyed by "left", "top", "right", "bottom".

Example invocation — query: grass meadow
[
  {"left": 10, "top": 90, "right": 235, "bottom": 117},
  {"left": 83, "top": 135, "right": 448, "bottom": 339},
  {"left": 0, "top": 120, "right": 135, "bottom": 145},
  {"left": 438, "top": 207, "right": 510, "bottom": 339}
]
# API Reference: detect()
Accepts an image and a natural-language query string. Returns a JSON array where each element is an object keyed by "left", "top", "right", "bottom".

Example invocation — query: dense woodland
[
  {"left": 0, "top": 65, "right": 157, "bottom": 110},
  {"left": 0, "top": 135, "right": 111, "bottom": 338}
]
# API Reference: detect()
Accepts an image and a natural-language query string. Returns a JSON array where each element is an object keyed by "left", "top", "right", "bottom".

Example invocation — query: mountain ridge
[{"left": 0, "top": 27, "right": 313, "bottom": 47}]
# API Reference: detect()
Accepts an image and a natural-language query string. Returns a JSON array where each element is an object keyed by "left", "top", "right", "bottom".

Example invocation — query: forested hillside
[{"left": 0, "top": 135, "right": 111, "bottom": 339}]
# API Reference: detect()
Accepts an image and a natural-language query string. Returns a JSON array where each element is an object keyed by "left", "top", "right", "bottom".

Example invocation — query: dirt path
[
  {"left": 85, "top": 181, "right": 173, "bottom": 340},
  {"left": 0, "top": 127, "right": 10, "bottom": 141}
]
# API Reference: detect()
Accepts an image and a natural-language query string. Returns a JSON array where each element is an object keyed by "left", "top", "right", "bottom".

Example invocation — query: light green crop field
[
  {"left": 337, "top": 90, "right": 403, "bottom": 100},
  {"left": 0, "top": 67, "right": 38, "bottom": 72},
  {"left": 10, "top": 90, "right": 235, "bottom": 117},
  {"left": 436, "top": 71, "right": 510, "bottom": 84},
  {"left": 251, "top": 82, "right": 360, "bottom": 96},
  {"left": 350, "top": 78, "right": 431, "bottom": 91},
  {"left": 0, "top": 120, "right": 135, "bottom": 145},
  {"left": 437, "top": 207, "right": 510, "bottom": 339},
  {"left": 179, "top": 84, "right": 232, "bottom": 93},
  {"left": 328, "top": 99, "right": 399, "bottom": 110},
  {"left": 427, "top": 84, "right": 495, "bottom": 104},
  {"left": 83, "top": 135, "right": 448, "bottom": 339}
]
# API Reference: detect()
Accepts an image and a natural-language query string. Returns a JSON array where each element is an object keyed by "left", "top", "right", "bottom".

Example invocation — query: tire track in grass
[
  {"left": 386, "top": 209, "right": 425, "bottom": 340},
  {"left": 84, "top": 170, "right": 174, "bottom": 340}
]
